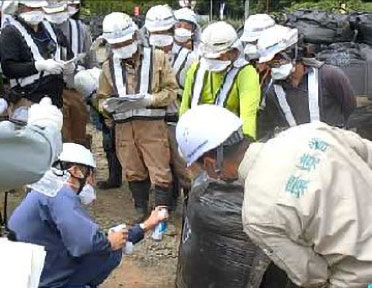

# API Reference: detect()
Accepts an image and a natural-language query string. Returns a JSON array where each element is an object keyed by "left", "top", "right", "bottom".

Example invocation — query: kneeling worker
[{"left": 9, "top": 143, "right": 167, "bottom": 288}]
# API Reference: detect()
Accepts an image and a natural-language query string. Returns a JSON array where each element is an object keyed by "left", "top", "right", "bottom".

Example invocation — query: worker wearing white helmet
[
  {"left": 42, "top": 0, "right": 94, "bottom": 146},
  {"left": 240, "top": 14, "right": 277, "bottom": 62},
  {"left": 96, "top": 12, "right": 177, "bottom": 222},
  {"left": 180, "top": 21, "right": 261, "bottom": 140},
  {"left": 9, "top": 141, "right": 169, "bottom": 287},
  {"left": 256, "top": 24, "right": 355, "bottom": 139},
  {"left": 172, "top": 7, "right": 200, "bottom": 89},
  {"left": 144, "top": 5, "right": 175, "bottom": 53},
  {"left": 0, "top": 0, "right": 74, "bottom": 122}
]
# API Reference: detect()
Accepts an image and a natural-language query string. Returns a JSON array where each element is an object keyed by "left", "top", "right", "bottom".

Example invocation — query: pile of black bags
[
  {"left": 284, "top": 10, "right": 372, "bottom": 98},
  {"left": 285, "top": 10, "right": 355, "bottom": 44}
]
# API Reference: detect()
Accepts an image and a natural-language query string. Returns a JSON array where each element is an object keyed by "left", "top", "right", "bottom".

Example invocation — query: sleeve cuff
[{"left": 128, "top": 224, "right": 145, "bottom": 245}]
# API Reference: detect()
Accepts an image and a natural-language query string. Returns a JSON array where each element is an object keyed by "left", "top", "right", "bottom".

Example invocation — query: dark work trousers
[{"left": 102, "top": 122, "right": 122, "bottom": 186}]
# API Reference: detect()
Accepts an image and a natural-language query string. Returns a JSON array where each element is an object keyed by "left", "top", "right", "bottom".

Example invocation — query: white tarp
[{"left": 0, "top": 239, "right": 46, "bottom": 288}]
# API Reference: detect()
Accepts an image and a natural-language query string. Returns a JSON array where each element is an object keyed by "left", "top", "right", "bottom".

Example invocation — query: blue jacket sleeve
[
  {"left": 128, "top": 225, "right": 145, "bottom": 245},
  {"left": 49, "top": 190, "right": 111, "bottom": 257}
]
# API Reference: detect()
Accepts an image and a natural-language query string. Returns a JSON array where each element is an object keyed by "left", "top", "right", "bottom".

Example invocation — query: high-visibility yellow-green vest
[{"left": 180, "top": 61, "right": 261, "bottom": 139}]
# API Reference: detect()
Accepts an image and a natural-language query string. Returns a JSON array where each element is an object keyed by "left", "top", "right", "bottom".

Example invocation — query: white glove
[
  {"left": 0, "top": 98, "right": 8, "bottom": 115},
  {"left": 35, "top": 59, "right": 64, "bottom": 75},
  {"left": 63, "top": 61, "right": 76, "bottom": 75},
  {"left": 103, "top": 94, "right": 154, "bottom": 113},
  {"left": 28, "top": 97, "right": 63, "bottom": 131}
]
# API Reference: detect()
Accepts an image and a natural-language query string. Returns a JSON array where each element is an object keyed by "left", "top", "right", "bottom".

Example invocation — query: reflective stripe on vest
[
  {"left": 110, "top": 47, "right": 152, "bottom": 98},
  {"left": 191, "top": 63, "right": 245, "bottom": 108},
  {"left": 172, "top": 47, "right": 191, "bottom": 88},
  {"left": 8, "top": 19, "right": 61, "bottom": 88},
  {"left": 113, "top": 108, "right": 166, "bottom": 122},
  {"left": 69, "top": 19, "right": 82, "bottom": 56},
  {"left": 190, "top": 63, "right": 206, "bottom": 108},
  {"left": 139, "top": 47, "right": 151, "bottom": 94},
  {"left": 308, "top": 68, "right": 320, "bottom": 122},
  {"left": 273, "top": 84, "right": 297, "bottom": 127},
  {"left": 273, "top": 67, "right": 320, "bottom": 126},
  {"left": 215, "top": 67, "right": 241, "bottom": 106}
]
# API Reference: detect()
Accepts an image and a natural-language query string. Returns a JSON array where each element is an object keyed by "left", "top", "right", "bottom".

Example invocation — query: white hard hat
[
  {"left": 257, "top": 25, "right": 298, "bottom": 63},
  {"left": 102, "top": 12, "right": 137, "bottom": 44},
  {"left": 174, "top": 8, "right": 197, "bottom": 26},
  {"left": 59, "top": 143, "right": 96, "bottom": 168},
  {"left": 42, "top": 1, "right": 67, "bottom": 14},
  {"left": 145, "top": 5, "right": 175, "bottom": 33},
  {"left": 67, "top": 0, "right": 80, "bottom": 4},
  {"left": 200, "top": 21, "right": 238, "bottom": 59},
  {"left": 176, "top": 105, "right": 243, "bottom": 165},
  {"left": 19, "top": 0, "right": 48, "bottom": 8},
  {"left": 74, "top": 68, "right": 101, "bottom": 98},
  {"left": 240, "top": 14, "right": 276, "bottom": 43}
]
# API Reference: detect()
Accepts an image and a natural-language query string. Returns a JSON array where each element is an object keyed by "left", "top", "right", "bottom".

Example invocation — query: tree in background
[{"left": 81, "top": 0, "right": 372, "bottom": 16}]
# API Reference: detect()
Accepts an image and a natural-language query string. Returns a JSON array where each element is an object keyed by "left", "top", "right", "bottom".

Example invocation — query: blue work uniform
[{"left": 9, "top": 185, "right": 144, "bottom": 288}]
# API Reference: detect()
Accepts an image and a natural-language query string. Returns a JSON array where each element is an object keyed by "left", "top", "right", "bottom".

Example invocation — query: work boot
[
  {"left": 128, "top": 179, "right": 151, "bottom": 224},
  {"left": 154, "top": 185, "right": 172, "bottom": 208},
  {"left": 97, "top": 152, "right": 122, "bottom": 190},
  {"left": 133, "top": 206, "right": 148, "bottom": 225}
]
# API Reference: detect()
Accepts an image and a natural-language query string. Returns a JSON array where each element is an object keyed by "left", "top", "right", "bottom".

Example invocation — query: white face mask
[
  {"left": 112, "top": 42, "right": 138, "bottom": 59},
  {"left": 19, "top": 10, "right": 45, "bottom": 26},
  {"left": 149, "top": 34, "right": 174, "bottom": 48},
  {"left": 202, "top": 58, "right": 231, "bottom": 72},
  {"left": 271, "top": 63, "right": 294, "bottom": 80},
  {"left": 68, "top": 6, "right": 79, "bottom": 16},
  {"left": 45, "top": 12, "right": 69, "bottom": 24},
  {"left": 244, "top": 43, "right": 259, "bottom": 61},
  {"left": 79, "top": 184, "right": 96, "bottom": 205},
  {"left": 174, "top": 28, "right": 192, "bottom": 43}
]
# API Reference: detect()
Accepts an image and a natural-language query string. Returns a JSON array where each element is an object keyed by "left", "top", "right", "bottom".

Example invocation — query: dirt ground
[{"left": 0, "top": 126, "right": 182, "bottom": 288}]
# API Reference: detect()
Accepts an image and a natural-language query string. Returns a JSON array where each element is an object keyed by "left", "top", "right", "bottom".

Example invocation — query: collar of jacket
[{"left": 238, "top": 143, "right": 265, "bottom": 185}]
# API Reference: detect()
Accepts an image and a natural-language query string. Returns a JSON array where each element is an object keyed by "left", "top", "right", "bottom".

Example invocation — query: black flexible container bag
[
  {"left": 350, "top": 13, "right": 372, "bottom": 45},
  {"left": 286, "top": 10, "right": 354, "bottom": 44},
  {"left": 317, "top": 42, "right": 372, "bottom": 97},
  {"left": 347, "top": 104, "right": 372, "bottom": 140},
  {"left": 176, "top": 173, "right": 296, "bottom": 288}
]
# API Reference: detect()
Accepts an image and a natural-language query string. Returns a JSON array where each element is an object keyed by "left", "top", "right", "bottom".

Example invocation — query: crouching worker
[
  {"left": 8, "top": 143, "right": 168, "bottom": 288},
  {"left": 175, "top": 105, "right": 292, "bottom": 287},
  {"left": 240, "top": 122, "right": 372, "bottom": 287}
]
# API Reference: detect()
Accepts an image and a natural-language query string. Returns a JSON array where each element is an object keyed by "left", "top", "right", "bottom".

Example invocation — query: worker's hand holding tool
[{"left": 143, "top": 206, "right": 169, "bottom": 232}]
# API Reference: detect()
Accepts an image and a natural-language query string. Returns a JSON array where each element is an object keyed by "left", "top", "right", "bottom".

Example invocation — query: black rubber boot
[
  {"left": 128, "top": 179, "right": 151, "bottom": 224},
  {"left": 154, "top": 185, "right": 172, "bottom": 208},
  {"left": 97, "top": 152, "right": 122, "bottom": 190}
]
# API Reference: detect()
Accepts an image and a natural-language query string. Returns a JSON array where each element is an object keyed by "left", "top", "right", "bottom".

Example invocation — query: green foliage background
[{"left": 81, "top": 0, "right": 372, "bottom": 16}]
